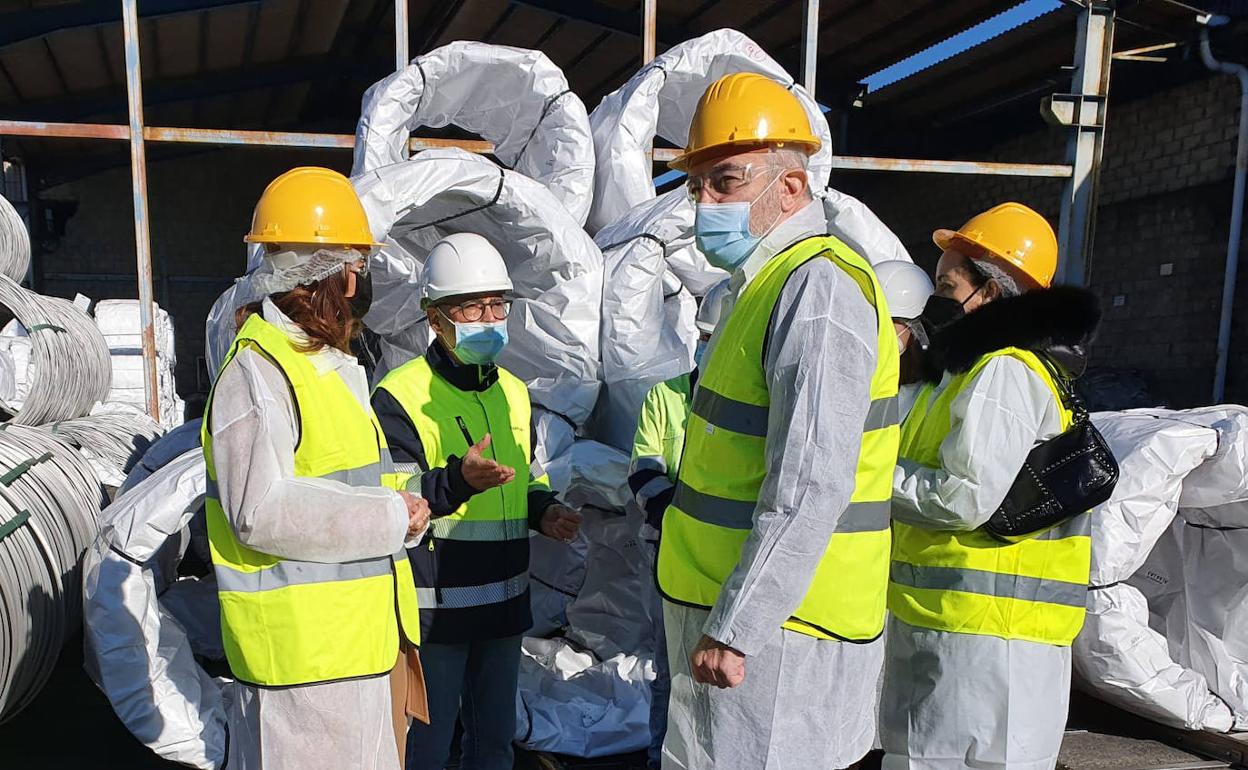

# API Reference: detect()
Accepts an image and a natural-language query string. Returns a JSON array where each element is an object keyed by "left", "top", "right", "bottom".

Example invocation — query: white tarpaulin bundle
[
  {"left": 585, "top": 28, "right": 833, "bottom": 233},
  {"left": 354, "top": 41, "right": 594, "bottom": 226},
  {"left": 353, "top": 148, "right": 604, "bottom": 425},
  {"left": 204, "top": 246, "right": 265, "bottom": 380},
  {"left": 516, "top": 450, "right": 660, "bottom": 757},
  {"left": 1074, "top": 406, "right": 1248, "bottom": 732},
  {"left": 0, "top": 194, "right": 29, "bottom": 284},
  {"left": 82, "top": 448, "right": 226, "bottom": 770},
  {"left": 94, "top": 299, "right": 184, "bottom": 429}
]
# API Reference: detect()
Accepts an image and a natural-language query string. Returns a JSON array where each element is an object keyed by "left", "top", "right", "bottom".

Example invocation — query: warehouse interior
[{"left": 2, "top": 1, "right": 1248, "bottom": 768}]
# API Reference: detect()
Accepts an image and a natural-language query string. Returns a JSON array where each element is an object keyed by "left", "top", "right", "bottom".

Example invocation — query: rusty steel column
[
  {"left": 395, "top": 0, "right": 409, "bottom": 69},
  {"left": 121, "top": 0, "right": 161, "bottom": 422},
  {"left": 642, "top": 0, "right": 657, "bottom": 64},
  {"left": 802, "top": 0, "right": 820, "bottom": 93}
]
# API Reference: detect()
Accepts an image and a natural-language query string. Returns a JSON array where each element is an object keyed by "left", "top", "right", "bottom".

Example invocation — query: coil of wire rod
[
  {"left": 0, "top": 275, "right": 111, "bottom": 426},
  {"left": 0, "top": 424, "right": 105, "bottom": 724},
  {"left": 0, "top": 195, "right": 29, "bottom": 284},
  {"left": 44, "top": 411, "right": 165, "bottom": 488}
]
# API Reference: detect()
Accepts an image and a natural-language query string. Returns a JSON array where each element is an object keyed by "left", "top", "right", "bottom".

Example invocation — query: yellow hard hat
[
  {"left": 244, "top": 166, "right": 379, "bottom": 249},
  {"left": 669, "top": 73, "right": 821, "bottom": 171},
  {"left": 933, "top": 202, "right": 1058, "bottom": 290}
]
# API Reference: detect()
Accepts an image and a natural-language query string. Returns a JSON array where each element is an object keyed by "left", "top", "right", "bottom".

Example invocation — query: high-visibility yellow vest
[
  {"left": 889, "top": 347, "right": 1091, "bottom": 646},
  {"left": 203, "top": 314, "right": 421, "bottom": 687},
  {"left": 631, "top": 373, "right": 692, "bottom": 483},
  {"left": 373, "top": 355, "right": 550, "bottom": 610},
  {"left": 657, "top": 236, "right": 900, "bottom": 641}
]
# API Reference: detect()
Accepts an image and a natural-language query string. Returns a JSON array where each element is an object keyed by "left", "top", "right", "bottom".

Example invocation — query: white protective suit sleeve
[
  {"left": 209, "top": 347, "right": 410, "bottom": 563},
  {"left": 702, "top": 256, "right": 878, "bottom": 657},
  {"left": 890, "top": 356, "right": 1060, "bottom": 531}
]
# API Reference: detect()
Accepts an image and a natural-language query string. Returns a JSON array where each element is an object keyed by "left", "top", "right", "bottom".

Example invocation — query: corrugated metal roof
[{"left": 0, "top": 0, "right": 1225, "bottom": 187}]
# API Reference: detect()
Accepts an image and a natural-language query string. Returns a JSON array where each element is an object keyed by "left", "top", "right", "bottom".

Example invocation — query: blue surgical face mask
[
  {"left": 446, "top": 317, "right": 508, "bottom": 365},
  {"left": 694, "top": 171, "right": 784, "bottom": 272},
  {"left": 694, "top": 339, "right": 708, "bottom": 366}
]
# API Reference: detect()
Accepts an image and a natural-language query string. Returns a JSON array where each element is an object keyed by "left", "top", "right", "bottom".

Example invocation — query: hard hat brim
[
  {"left": 243, "top": 233, "right": 382, "bottom": 249},
  {"left": 668, "top": 138, "right": 820, "bottom": 172},
  {"left": 932, "top": 229, "right": 1044, "bottom": 292}
]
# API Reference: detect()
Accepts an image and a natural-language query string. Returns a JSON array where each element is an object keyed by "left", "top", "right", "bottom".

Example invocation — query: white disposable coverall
[
  {"left": 211, "top": 299, "right": 415, "bottom": 770},
  {"left": 881, "top": 355, "right": 1070, "bottom": 770},
  {"left": 662, "top": 201, "right": 884, "bottom": 770}
]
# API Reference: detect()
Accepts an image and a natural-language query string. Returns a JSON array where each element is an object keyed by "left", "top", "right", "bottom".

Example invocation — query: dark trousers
[{"left": 405, "top": 635, "right": 522, "bottom": 770}]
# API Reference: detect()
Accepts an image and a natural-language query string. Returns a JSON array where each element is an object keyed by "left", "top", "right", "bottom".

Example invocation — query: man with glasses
[
  {"left": 371, "top": 232, "right": 582, "bottom": 770},
  {"left": 655, "top": 73, "right": 899, "bottom": 770}
]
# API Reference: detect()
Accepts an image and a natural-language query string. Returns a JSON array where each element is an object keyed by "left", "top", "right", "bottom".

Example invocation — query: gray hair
[
  {"left": 773, "top": 147, "right": 809, "bottom": 170},
  {"left": 967, "top": 257, "right": 1021, "bottom": 299}
]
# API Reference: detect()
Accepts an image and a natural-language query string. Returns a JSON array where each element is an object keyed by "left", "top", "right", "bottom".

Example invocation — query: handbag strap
[{"left": 1034, "top": 351, "right": 1091, "bottom": 425}]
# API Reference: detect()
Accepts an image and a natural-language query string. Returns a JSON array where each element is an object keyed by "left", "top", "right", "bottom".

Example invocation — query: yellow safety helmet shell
[
  {"left": 669, "top": 73, "right": 821, "bottom": 171},
  {"left": 933, "top": 202, "right": 1058, "bottom": 290},
  {"left": 245, "top": 166, "right": 380, "bottom": 249}
]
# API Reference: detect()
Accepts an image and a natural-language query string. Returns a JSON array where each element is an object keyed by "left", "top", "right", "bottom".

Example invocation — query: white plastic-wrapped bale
[
  {"left": 0, "top": 425, "right": 106, "bottom": 723},
  {"left": 0, "top": 194, "right": 29, "bottom": 284},
  {"left": 0, "top": 277, "right": 111, "bottom": 425},
  {"left": 354, "top": 41, "right": 595, "bottom": 226},
  {"left": 94, "top": 299, "right": 183, "bottom": 429},
  {"left": 1073, "top": 410, "right": 1225, "bottom": 730},
  {"left": 352, "top": 148, "right": 603, "bottom": 426},
  {"left": 586, "top": 28, "right": 832, "bottom": 232},
  {"left": 82, "top": 448, "right": 226, "bottom": 769}
]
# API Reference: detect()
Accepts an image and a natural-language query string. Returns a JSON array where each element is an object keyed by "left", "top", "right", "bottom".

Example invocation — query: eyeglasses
[
  {"left": 439, "top": 298, "right": 512, "bottom": 322},
  {"left": 685, "top": 162, "right": 781, "bottom": 203}
]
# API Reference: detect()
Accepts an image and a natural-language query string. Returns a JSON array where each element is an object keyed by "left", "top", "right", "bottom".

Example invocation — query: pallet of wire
[
  {"left": 0, "top": 424, "right": 106, "bottom": 723},
  {"left": 0, "top": 275, "right": 111, "bottom": 426}
]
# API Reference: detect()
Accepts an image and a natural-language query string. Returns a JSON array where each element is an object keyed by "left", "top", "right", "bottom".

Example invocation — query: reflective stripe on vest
[
  {"left": 203, "top": 314, "right": 421, "bottom": 687},
  {"left": 374, "top": 355, "right": 547, "bottom": 601},
  {"left": 889, "top": 347, "right": 1091, "bottom": 646},
  {"left": 657, "top": 235, "right": 901, "bottom": 641}
]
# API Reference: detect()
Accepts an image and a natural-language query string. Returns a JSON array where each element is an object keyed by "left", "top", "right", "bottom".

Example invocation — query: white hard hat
[
  {"left": 874, "top": 260, "right": 934, "bottom": 321},
  {"left": 423, "top": 232, "right": 513, "bottom": 304},
  {"left": 696, "top": 279, "right": 731, "bottom": 335}
]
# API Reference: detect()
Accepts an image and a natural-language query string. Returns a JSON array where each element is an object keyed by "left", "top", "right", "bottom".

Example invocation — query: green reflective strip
[
  {"left": 0, "top": 452, "right": 52, "bottom": 486},
  {"left": 415, "top": 572, "right": 529, "bottom": 610},
  {"left": 833, "top": 500, "right": 891, "bottom": 533},
  {"left": 890, "top": 562, "right": 1087, "bottom": 608},
  {"left": 865, "top": 396, "right": 899, "bottom": 431},
  {"left": 0, "top": 510, "right": 31, "bottom": 542},
  {"left": 691, "top": 387, "right": 769, "bottom": 438},
  {"left": 430, "top": 517, "right": 529, "bottom": 542},
  {"left": 672, "top": 482, "right": 755, "bottom": 530},
  {"left": 215, "top": 557, "right": 393, "bottom": 593}
]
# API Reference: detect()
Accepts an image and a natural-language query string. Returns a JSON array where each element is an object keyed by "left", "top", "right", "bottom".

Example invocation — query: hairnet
[
  {"left": 969, "top": 257, "right": 1022, "bottom": 299},
  {"left": 249, "top": 248, "right": 361, "bottom": 296}
]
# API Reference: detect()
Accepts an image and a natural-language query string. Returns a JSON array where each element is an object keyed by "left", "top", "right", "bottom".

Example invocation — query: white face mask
[{"left": 896, "top": 330, "right": 909, "bottom": 355}]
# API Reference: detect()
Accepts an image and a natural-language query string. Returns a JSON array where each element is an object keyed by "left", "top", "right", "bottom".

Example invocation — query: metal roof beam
[
  {"left": 510, "top": 0, "right": 688, "bottom": 45},
  {"left": 1, "top": 56, "right": 377, "bottom": 123},
  {"left": 0, "top": 0, "right": 259, "bottom": 49}
]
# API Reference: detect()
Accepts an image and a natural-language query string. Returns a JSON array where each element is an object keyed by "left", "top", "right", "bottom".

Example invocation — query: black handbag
[{"left": 982, "top": 355, "right": 1119, "bottom": 541}]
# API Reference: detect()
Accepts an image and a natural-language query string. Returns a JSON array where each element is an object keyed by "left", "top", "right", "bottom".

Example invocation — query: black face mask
[
  {"left": 918, "top": 285, "right": 983, "bottom": 332},
  {"left": 349, "top": 270, "right": 373, "bottom": 320}
]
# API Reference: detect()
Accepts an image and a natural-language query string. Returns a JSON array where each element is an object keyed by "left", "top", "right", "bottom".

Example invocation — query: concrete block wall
[
  {"left": 37, "top": 148, "right": 354, "bottom": 397},
  {"left": 842, "top": 71, "right": 1246, "bottom": 408}
]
